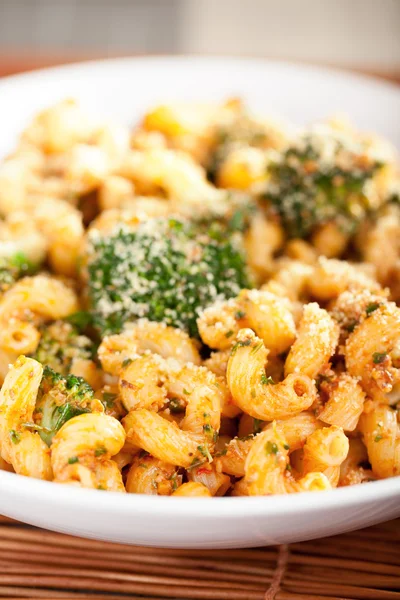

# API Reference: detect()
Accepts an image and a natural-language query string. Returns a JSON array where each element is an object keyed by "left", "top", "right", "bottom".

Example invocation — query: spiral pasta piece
[
  {"left": 0, "top": 275, "right": 79, "bottom": 322},
  {"left": 98, "top": 320, "right": 201, "bottom": 376},
  {"left": 51, "top": 412, "right": 126, "bottom": 490},
  {"left": 198, "top": 289, "right": 296, "bottom": 356},
  {"left": 227, "top": 329, "right": 316, "bottom": 421},
  {"left": 285, "top": 303, "right": 339, "bottom": 379},
  {"left": 0, "top": 355, "right": 52, "bottom": 480},
  {"left": 126, "top": 454, "right": 180, "bottom": 495},
  {"left": 358, "top": 402, "right": 400, "bottom": 479}
]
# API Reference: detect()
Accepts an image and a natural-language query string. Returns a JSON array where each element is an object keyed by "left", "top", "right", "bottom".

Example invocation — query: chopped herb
[
  {"left": 231, "top": 338, "right": 252, "bottom": 355},
  {"left": 265, "top": 441, "right": 279, "bottom": 455},
  {"left": 260, "top": 373, "right": 274, "bottom": 385},
  {"left": 238, "top": 434, "right": 255, "bottom": 441},
  {"left": 225, "top": 330, "right": 234, "bottom": 338},
  {"left": 169, "top": 472, "right": 179, "bottom": 491},
  {"left": 374, "top": 434, "right": 383, "bottom": 442},
  {"left": 285, "top": 464, "right": 292, "bottom": 472},
  {"left": 9, "top": 430, "right": 20, "bottom": 445},
  {"left": 197, "top": 444, "right": 213, "bottom": 462},
  {"left": 121, "top": 358, "right": 133, "bottom": 368},
  {"left": 183, "top": 388, "right": 190, "bottom": 395},
  {"left": 55, "top": 403, "right": 91, "bottom": 434},
  {"left": 250, "top": 342, "right": 263, "bottom": 355},
  {"left": 169, "top": 397, "right": 186, "bottom": 413},
  {"left": 366, "top": 302, "right": 380, "bottom": 316},
  {"left": 215, "top": 448, "right": 228, "bottom": 457},
  {"left": 373, "top": 352, "right": 387, "bottom": 365},
  {"left": 68, "top": 456, "right": 79, "bottom": 464},
  {"left": 283, "top": 444, "right": 290, "bottom": 450},
  {"left": 188, "top": 457, "right": 204, "bottom": 470},
  {"left": 345, "top": 321, "right": 357, "bottom": 333},
  {"left": 235, "top": 310, "right": 246, "bottom": 320},
  {"left": 101, "top": 392, "right": 117, "bottom": 409},
  {"left": 94, "top": 446, "right": 107, "bottom": 457},
  {"left": 203, "top": 424, "right": 218, "bottom": 443},
  {"left": 22, "top": 421, "right": 51, "bottom": 433}
]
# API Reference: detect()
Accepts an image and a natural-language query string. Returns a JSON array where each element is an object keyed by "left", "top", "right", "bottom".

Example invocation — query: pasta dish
[{"left": 0, "top": 97, "right": 399, "bottom": 497}]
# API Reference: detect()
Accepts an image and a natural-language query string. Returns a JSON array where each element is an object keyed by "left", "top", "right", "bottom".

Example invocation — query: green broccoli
[
  {"left": 33, "top": 366, "right": 94, "bottom": 446},
  {"left": 263, "top": 128, "right": 385, "bottom": 239},
  {"left": 207, "top": 113, "right": 274, "bottom": 183},
  {"left": 0, "top": 251, "right": 37, "bottom": 293},
  {"left": 86, "top": 217, "right": 250, "bottom": 338},
  {"left": 33, "top": 320, "right": 95, "bottom": 375}
]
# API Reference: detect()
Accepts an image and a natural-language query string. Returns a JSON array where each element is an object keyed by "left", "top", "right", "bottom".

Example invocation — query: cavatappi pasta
[{"left": 0, "top": 98, "right": 399, "bottom": 496}]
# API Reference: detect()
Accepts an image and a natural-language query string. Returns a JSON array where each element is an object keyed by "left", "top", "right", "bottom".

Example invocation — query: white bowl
[
  {"left": 0, "top": 57, "right": 399, "bottom": 548},
  {"left": 0, "top": 468, "right": 399, "bottom": 548}
]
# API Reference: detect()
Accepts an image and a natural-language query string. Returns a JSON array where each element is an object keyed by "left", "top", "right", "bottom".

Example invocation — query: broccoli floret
[
  {"left": 86, "top": 217, "right": 250, "bottom": 338},
  {"left": 263, "top": 127, "right": 385, "bottom": 239},
  {"left": 33, "top": 320, "right": 95, "bottom": 375},
  {"left": 34, "top": 366, "right": 94, "bottom": 446},
  {"left": 207, "top": 113, "right": 276, "bottom": 183},
  {"left": 0, "top": 252, "right": 37, "bottom": 293}
]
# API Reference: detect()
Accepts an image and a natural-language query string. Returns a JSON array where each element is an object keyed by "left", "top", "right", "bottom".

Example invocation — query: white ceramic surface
[{"left": 0, "top": 57, "right": 399, "bottom": 548}]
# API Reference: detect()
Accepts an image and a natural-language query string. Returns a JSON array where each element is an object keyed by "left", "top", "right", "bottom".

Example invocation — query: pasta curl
[{"left": 227, "top": 328, "right": 316, "bottom": 420}]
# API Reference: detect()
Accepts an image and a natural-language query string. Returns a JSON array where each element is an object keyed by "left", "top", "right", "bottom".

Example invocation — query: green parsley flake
[
  {"left": 203, "top": 424, "right": 218, "bottom": 443},
  {"left": 169, "top": 397, "right": 186, "bottom": 413},
  {"left": 250, "top": 342, "right": 263, "bottom": 355},
  {"left": 9, "top": 430, "right": 20, "bottom": 445},
  {"left": 366, "top": 303, "right": 381, "bottom": 316},
  {"left": 260, "top": 373, "right": 274, "bottom": 385},
  {"left": 197, "top": 444, "right": 213, "bottom": 462},
  {"left": 101, "top": 392, "right": 117, "bottom": 409},
  {"left": 373, "top": 352, "right": 387, "bottom": 365},
  {"left": 95, "top": 446, "right": 107, "bottom": 458},
  {"left": 265, "top": 441, "right": 279, "bottom": 455},
  {"left": 231, "top": 338, "right": 252, "bottom": 355}
]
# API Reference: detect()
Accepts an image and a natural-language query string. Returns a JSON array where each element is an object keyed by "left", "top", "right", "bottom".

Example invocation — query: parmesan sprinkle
[{"left": 87, "top": 216, "right": 250, "bottom": 337}]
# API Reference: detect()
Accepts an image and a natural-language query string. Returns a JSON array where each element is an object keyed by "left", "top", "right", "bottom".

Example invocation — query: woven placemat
[{"left": 0, "top": 516, "right": 399, "bottom": 600}]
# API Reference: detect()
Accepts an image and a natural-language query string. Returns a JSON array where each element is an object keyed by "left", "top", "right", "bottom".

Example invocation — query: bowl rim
[
  {"left": 0, "top": 54, "right": 399, "bottom": 95},
  {"left": 0, "top": 469, "right": 399, "bottom": 518}
]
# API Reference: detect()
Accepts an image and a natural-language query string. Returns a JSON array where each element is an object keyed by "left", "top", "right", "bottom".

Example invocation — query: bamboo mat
[{"left": 0, "top": 516, "right": 399, "bottom": 600}]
